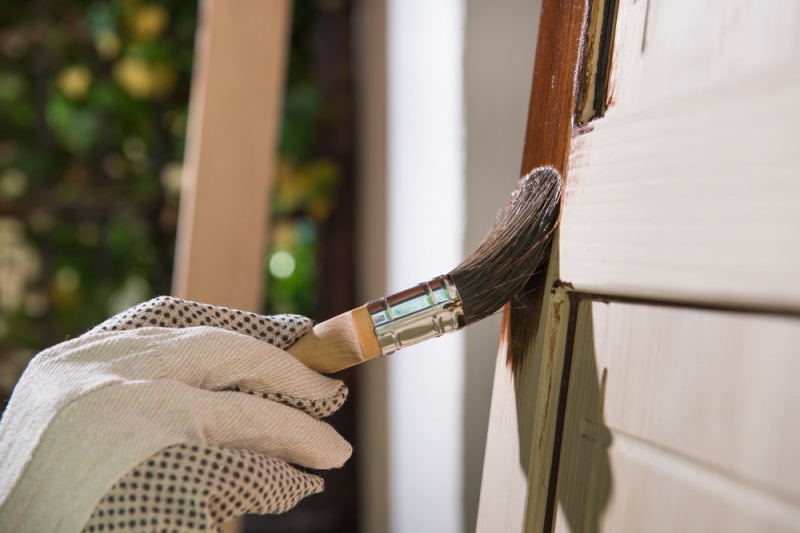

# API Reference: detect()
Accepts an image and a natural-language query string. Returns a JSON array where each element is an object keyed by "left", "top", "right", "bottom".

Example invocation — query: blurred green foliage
[
  {"left": 0, "top": 0, "right": 343, "bottom": 407},
  {"left": 265, "top": 2, "right": 341, "bottom": 317},
  {"left": 0, "top": 0, "right": 196, "bottom": 403}
]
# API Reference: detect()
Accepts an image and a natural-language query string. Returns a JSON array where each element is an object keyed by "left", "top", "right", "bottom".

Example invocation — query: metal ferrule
[{"left": 366, "top": 275, "right": 466, "bottom": 355}]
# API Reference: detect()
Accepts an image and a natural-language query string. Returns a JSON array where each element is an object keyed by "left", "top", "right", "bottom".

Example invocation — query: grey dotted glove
[{"left": 0, "top": 297, "right": 351, "bottom": 533}]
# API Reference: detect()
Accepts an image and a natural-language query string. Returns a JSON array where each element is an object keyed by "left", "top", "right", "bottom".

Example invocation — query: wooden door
[{"left": 476, "top": 1, "right": 800, "bottom": 531}]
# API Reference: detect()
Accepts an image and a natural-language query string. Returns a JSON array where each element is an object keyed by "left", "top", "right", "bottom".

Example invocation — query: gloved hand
[{"left": 0, "top": 297, "right": 351, "bottom": 533}]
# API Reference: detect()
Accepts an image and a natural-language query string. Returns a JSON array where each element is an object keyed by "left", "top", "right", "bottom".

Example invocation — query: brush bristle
[{"left": 448, "top": 166, "right": 562, "bottom": 325}]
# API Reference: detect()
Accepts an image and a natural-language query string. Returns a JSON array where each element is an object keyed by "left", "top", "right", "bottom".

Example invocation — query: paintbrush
[{"left": 287, "top": 166, "right": 562, "bottom": 372}]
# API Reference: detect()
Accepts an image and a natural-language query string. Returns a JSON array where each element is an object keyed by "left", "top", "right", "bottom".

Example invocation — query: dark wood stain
[
  {"left": 593, "top": 0, "right": 620, "bottom": 117},
  {"left": 507, "top": 0, "right": 590, "bottom": 371}
]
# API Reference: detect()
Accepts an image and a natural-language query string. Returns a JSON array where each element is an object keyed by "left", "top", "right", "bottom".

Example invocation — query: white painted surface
[{"left": 387, "top": 1, "right": 465, "bottom": 531}]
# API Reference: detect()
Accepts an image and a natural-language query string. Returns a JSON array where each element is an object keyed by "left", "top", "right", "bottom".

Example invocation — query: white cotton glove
[{"left": 0, "top": 297, "right": 351, "bottom": 533}]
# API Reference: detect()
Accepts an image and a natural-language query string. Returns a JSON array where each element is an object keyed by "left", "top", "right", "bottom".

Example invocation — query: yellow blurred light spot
[
  {"left": 58, "top": 65, "right": 92, "bottom": 99},
  {"left": 269, "top": 251, "right": 296, "bottom": 279},
  {"left": 160, "top": 162, "right": 183, "bottom": 196},
  {"left": 114, "top": 57, "right": 176, "bottom": 99},
  {"left": 272, "top": 221, "right": 296, "bottom": 250},
  {"left": 150, "top": 62, "right": 177, "bottom": 97},
  {"left": 114, "top": 57, "right": 152, "bottom": 98},
  {"left": 274, "top": 158, "right": 340, "bottom": 222},
  {"left": 0, "top": 168, "right": 27, "bottom": 198},
  {"left": 130, "top": 4, "right": 170, "bottom": 40},
  {"left": 96, "top": 31, "right": 121, "bottom": 59}
]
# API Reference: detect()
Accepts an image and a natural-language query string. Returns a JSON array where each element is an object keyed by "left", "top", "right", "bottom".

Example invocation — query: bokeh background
[
  {"left": 0, "top": 0, "right": 542, "bottom": 531},
  {"left": 0, "top": 1, "right": 357, "bottom": 531},
  {"left": 0, "top": 0, "right": 349, "bottom": 406}
]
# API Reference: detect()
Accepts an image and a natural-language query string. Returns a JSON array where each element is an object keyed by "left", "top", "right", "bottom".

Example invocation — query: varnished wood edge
[{"left": 507, "top": 0, "right": 590, "bottom": 371}]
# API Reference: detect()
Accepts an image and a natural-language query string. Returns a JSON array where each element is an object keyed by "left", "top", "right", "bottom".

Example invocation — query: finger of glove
[
  {"left": 87, "top": 296, "right": 313, "bottom": 351},
  {"left": 83, "top": 444, "right": 323, "bottom": 533},
  {"left": 147, "top": 326, "right": 348, "bottom": 419},
  {"left": 184, "top": 386, "right": 352, "bottom": 469}
]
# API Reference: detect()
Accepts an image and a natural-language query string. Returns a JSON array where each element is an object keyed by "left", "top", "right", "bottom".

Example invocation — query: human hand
[{"left": 0, "top": 297, "right": 351, "bottom": 533}]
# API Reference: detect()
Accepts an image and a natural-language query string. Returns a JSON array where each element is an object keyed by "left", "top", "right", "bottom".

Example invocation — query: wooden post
[
  {"left": 173, "top": 0, "right": 291, "bottom": 312},
  {"left": 172, "top": 2, "right": 292, "bottom": 532}
]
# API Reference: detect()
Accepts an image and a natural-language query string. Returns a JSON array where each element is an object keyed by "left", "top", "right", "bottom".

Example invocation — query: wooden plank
[
  {"left": 171, "top": 3, "right": 291, "bottom": 532},
  {"left": 477, "top": 252, "right": 571, "bottom": 533},
  {"left": 561, "top": 0, "right": 800, "bottom": 311},
  {"left": 172, "top": 0, "right": 291, "bottom": 311},
  {"left": 607, "top": 0, "right": 800, "bottom": 117},
  {"left": 551, "top": 300, "right": 610, "bottom": 533},
  {"left": 475, "top": 313, "right": 531, "bottom": 533},
  {"left": 508, "top": 0, "right": 589, "bottom": 530},
  {"left": 586, "top": 444, "right": 800, "bottom": 533},
  {"left": 522, "top": 284, "right": 573, "bottom": 532},
  {"left": 561, "top": 60, "right": 800, "bottom": 312},
  {"left": 505, "top": 0, "right": 589, "bottom": 372},
  {"left": 477, "top": 0, "right": 588, "bottom": 530},
  {"left": 553, "top": 300, "right": 800, "bottom": 532}
]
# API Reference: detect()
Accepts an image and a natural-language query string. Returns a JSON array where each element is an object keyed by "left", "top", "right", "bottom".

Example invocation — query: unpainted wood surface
[
  {"left": 562, "top": 60, "right": 800, "bottom": 311},
  {"left": 172, "top": 0, "right": 290, "bottom": 311},
  {"left": 553, "top": 300, "right": 800, "bottom": 532},
  {"left": 477, "top": 240, "right": 571, "bottom": 533},
  {"left": 560, "top": 0, "right": 800, "bottom": 312},
  {"left": 287, "top": 306, "right": 381, "bottom": 373},
  {"left": 171, "top": 4, "right": 290, "bottom": 532},
  {"left": 550, "top": 300, "right": 610, "bottom": 533},
  {"left": 607, "top": 0, "right": 800, "bottom": 117},
  {"left": 475, "top": 312, "right": 530, "bottom": 533},
  {"left": 522, "top": 285, "right": 572, "bottom": 533}
]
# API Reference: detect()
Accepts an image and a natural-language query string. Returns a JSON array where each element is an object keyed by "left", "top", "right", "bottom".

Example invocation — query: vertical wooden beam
[
  {"left": 478, "top": 0, "right": 588, "bottom": 531},
  {"left": 173, "top": 0, "right": 291, "bottom": 312},
  {"left": 172, "top": 3, "right": 291, "bottom": 532},
  {"left": 515, "top": 1, "right": 589, "bottom": 531},
  {"left": 519, "top": 0, "right": 588, "bottom": 176}
]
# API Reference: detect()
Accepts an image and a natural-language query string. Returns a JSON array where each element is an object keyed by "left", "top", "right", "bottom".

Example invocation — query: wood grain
[
  {"left": 172, "top": 0, "right": 290, "bottom": 311},
  {"left": 517, "top": 0, "right": 588, "bottom": 175},
  {"left": 475, "top": 312, "right": 530, "bottom": 532},
  {"left": 522, "top": 285, "right": 574, "bottom": 532},
  {"left": 287, "top": 306, "right": 382, "bottom": 373},
  {"left": 510, "top": 0, "right": 589, "bottom": 529},
  {"left": 562, "top": 60, "right": 800, "bottom": 312},
  {"left": 478, "top": 0, "right": 589, "bottom": 530},
  {"left": 506, "top": 0, "right": 588, "bottom": 368},
  {"left": 606, "top": 0, "right": 800, "bottom": 117},
  {"left": 553, "top": 300, "right": 800, "bottom": 532},
  {"left": 170, "top": 4, "right": 290, "bottom": 532}
]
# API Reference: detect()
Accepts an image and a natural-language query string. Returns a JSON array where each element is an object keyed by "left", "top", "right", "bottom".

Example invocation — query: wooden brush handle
[{"left": 287, "top": 306, "right": 383, "bottom": 373}]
